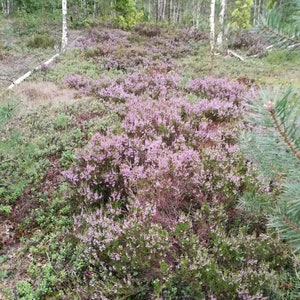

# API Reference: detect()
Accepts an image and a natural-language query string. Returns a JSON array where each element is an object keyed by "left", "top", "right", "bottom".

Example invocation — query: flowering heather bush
[
  {"left": 62, "top": 75, "right": 298, "bottom": 298},
  {"left": 62, "top": 69, "right": 180, "bottom": 102},
  {"left": 186, "top": 76, "right": 249, "bottom": 102},
  {"left": 74, "top": 28, "right": 130, "bottom": 48},
  {"left": 62, "top": 73, "right": 123, "bottom": 96},
  {"left": 64, "top": 76, "right": 248, "bottom": 209},
  {"left": 72, "top": 203, "right": 292, "bottom": 299},
  {"left": 73, "top": 27, "right": 198, "bottom": 73}
]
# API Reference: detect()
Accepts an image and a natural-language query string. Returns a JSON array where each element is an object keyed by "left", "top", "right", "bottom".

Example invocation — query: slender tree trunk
[
  {"left": 176, "top": 0, "right": 181, "bottom": 23},
  {"left": 148, "top": 0, "right": 151, "bottom": 20},
  {"left": 2, "top": 0, "right": 10, "bottom": 16},
  {"left": 162, "top": 0, "right": 166, "bottom": 21},
  {"left": 196, "top": 1, "right": 200, "bottom": 29},
  {"left": 210, "top": 0, "right": 216, "bottom": 51},
  {"left": 93, "top": 0, "right": 97, "bottom": 18},
  {"left": 253, "top": 0, "right": 257, "bottom": 25},
  {"left": 216, "top": 0, "right": 226, "bottom": 49},
  {"left": 167, "top": 0, "right": 172, "bottom": 23},
  {"left": 210, "top": 0, "right": 216, "bottom": 74},
  {"left": 62, "top": 0, "right": 68, "bottom": 53},
  {"left": 0, "top": 37, "right": 3, "bottom": 60}
]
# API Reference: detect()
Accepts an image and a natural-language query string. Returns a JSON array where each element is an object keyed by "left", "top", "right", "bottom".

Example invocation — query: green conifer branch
[
  {"left": 257, "top": 0, "right": 300, "bottom": 49},
  {"left": 242, "top": 88, "right": 300, "bottom": 252},
  {"left": 282, "top": 215, "right": 300, "bottom": 233},
  {"left": 262, "top": 24, "right": 300, "bottom": 45},
  {"left": 266, "top": 102, "right": 300, "bottom": 160}
]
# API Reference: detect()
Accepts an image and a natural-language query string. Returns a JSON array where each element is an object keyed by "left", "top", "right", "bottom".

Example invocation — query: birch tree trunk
[
  {"left": 93, "top": 0, "right": 97, "bottom": 18},
  {"left": 167, "top": 0, "right": 172, "bottom": 23},
  {"left": 209, "top": 0, "right": 216, "bottom": 74},
  {"left": 210, "top": 0, "right": 216, "bottom": 51},
  {"left": 148, "top": 0, "right": 151, "bottom": 20},
  {"left": 2, "top": 0, "right": 10, "bottom": 16},
  {"left": 216, "top": 0, "right": 226, "bottom": 49},
  {"left": 62, "top": 0, "right": 68, "bottom": 53},
  {"left": 196, "top": 1, "right": 200, "bottom": 29}
]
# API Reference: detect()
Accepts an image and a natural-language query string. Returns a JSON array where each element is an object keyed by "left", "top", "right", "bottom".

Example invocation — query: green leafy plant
[
  {"left": 60, "top": 150, "right": 76, "bottom": 168},
  {"left": 230, "top": 0, "right": 254, "bottom": 31},
  {"left": 114, "top": 0, "right": 144, "bottom": 30},
  {"left": 16, "top": 281, "right": 34, "bottom": 300}
]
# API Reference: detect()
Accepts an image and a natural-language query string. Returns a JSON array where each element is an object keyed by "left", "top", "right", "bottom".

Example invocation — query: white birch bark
[
  {"left": 62, "top": 0, "right": 68, "bottom": 53},
  {"left": 216, "top": 0, "right": 226, "bottom": 49},
  {"left": 8, "top": 54, "right": 60, "bottom": 90},
  {"left": 163, "top": 0, "right": 167, "bottom": 21},
  {"left": 169, "top": 0, "right": 172, "bottom": 23},
  {"left": 93, "top": 0, "right": 97, "bottom": 18},
  {"left": 196, "top": 1, "right": 200, "bottom": 29},
  {"left": 210, "top": 0, "right": 216, "bottom": 51},
  {"left": 177, "top": 0, "right": 182, "bottom": 23},
  {"left": 253, "top": 0, "right": 257, "bottom": 25},
  {"left": 2, "top": 0, "right": 10, "bottom": 16}
]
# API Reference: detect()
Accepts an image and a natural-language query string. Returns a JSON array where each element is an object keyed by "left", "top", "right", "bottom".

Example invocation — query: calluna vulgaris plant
[
  {"left": 64, "top": 74, "right": 296, "bottom": 299},
  {"left": 71, "top": 27, "right": 197, "bottom": 75}
]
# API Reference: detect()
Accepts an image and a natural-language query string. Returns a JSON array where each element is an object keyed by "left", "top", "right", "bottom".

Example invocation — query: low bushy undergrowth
[
  {"left": 2, "top": 25, "right": 300, "bottom": 300},
  {"left": 71, "top": 204, "right": 293, "bottom": 299},
  {"left": 72, "top": 27, "right": 198, "bottom": 73},
  {"left": 134, "top": 23, "right": 161, "bottom": 37},
  {"left": 266, "top": 49, "right": 300, "bottom": 64},
  {"left": 26, "top": 32, "right": 56, "bottom": 49},
  {"left": 65, "top": 75, "right": 248, "bottom": 209},
  {"left": 0, "top": 97, "right": 117, "bottom": 225},
  {"left": 62, "top": 75, "right": 297, "bottom": 298},
  {"left": 228, "top": 31, "right": 267, "bottom": 57}
]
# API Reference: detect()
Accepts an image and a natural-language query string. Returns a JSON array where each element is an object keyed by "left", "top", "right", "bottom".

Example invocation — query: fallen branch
[
  {"left": 7, "top": 53, "right": 60, "bottom": 90},
  {"left": 227, "top": 49, "right": 245, "bottom": 61},
  {"left": 287, "top": 43, "right": 300, "bottom": 50}
]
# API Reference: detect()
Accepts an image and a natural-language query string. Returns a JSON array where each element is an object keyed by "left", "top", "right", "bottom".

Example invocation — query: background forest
[{"left": 1, "top": 0, "right": 300, "bottom": 299}]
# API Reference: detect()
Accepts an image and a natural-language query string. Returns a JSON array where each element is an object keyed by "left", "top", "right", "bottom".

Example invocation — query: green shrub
[
  {"left": 45, "top": 49, "right": 101, "bottom": 83},
  {"left": 16, "top": 281, "right": 34, "bottom": 300},
  {"left": 27, "top": 32, "right": 55, "bottom": 49},
  {"left": 71, "top": 204, "right": 296, "bottom": 299},
  {"left": 114, "top": 0, "right": 144, "bottom": 30}
]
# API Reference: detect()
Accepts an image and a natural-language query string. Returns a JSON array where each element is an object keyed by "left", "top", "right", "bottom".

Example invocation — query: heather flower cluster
[
  {"left": 70, "top": 202, "right": 290, "bottom": 299},
  {"left": 62, "top": 73, "right": 116, "bottom": 95},
  {"left": 61, "top": 73, "right": 292, "bottom": 298},
  {"left": 64, "top": 76, "right": 248, "bottom": 214},
  {"left": 72, "top": 27, "right": 198, "bottom": 74}
]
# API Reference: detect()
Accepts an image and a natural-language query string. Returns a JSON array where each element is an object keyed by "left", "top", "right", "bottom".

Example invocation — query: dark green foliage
[
  {"left": 26, "top": 32, "right": 55, "bottom": 49},
  {"left": 114, "top": 0, "right": 143, "bottom": 29}
]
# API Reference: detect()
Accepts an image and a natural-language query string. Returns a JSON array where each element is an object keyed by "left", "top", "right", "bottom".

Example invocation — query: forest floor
[{"left": 1, "top": 18, "right": 300, "bottom": 299}]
